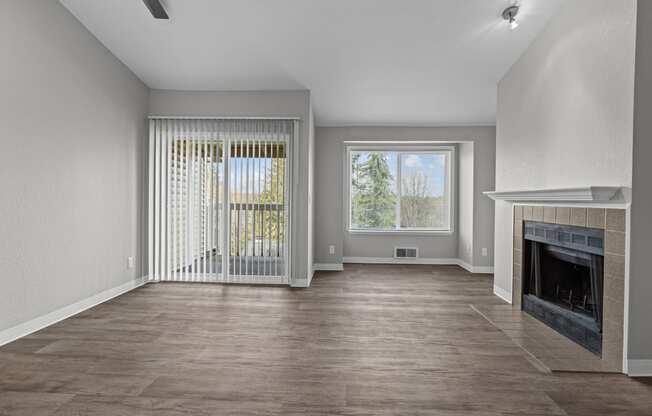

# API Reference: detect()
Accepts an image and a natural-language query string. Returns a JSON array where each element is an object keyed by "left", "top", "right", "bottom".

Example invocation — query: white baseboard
[
  {"left": 291, "top": 278, "right": 310, "bottom": 288},
  {"left": 307, "top": 268, "right": 314, "bottom": 286},
  {"left": 314, "top": 263, "right": 344, "bottom": 271},
  {"left": 0, "top": 277, "right": 147, "bottom": 347},
  {"left": 493, "top": 284, "right": 512, "bottom": 304},
  {"left": 343, "top": 257, "right": 494, "bottom": 274},
  {"left": 454, "top": 259, "right": 474, "bottom": 272},
  {"left": 344, "top": 256, "right": 459, "bottom": 265},
  {"left": 628, "top": 360, "right": 652, "bottom": 377},
  {"left": 457, "top": 260, "right": 495, "bottom": 274}
]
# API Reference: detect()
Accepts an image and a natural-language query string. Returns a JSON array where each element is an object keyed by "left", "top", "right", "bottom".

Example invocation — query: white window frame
[{"left": 345, "top": 144, "right": 455, "bottom": 235}]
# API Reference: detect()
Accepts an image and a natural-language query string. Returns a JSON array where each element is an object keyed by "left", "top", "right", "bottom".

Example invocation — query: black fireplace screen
[
  {"left": 528, "top": 241, "right": 603, "bottom": 329},
  {"left": 522, "top": 221, "right": 605, "bottom": 355}
]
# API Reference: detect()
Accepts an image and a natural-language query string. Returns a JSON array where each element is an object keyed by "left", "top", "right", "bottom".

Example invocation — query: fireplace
[
  {"left": 522, "top": 221, "right": 604, "bottom": 355},
  {"left": 508, "top": 205, "right": 626, "bottom": 371}
]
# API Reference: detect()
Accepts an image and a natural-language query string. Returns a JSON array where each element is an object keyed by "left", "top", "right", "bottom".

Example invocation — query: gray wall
[
  {"left": 307, "top": 101, "right": 316, "bottom": 282},
  {"left": 149, "top": 89, "right": 314, "bottom": 284},
  {"left": 457, "top": 142, "right": 474, "bottom": 266},
  {"left": 0, "top": 1, "right": 149, "bottom": 332},
  {"left": 494, "top": 0, "right": 636, "bottom": 295},
  {"left": 314, "top": 126, "right": 495, "bottom": 267},
  {"left": 629, "top": 0, "right": 652, "bottom": 363}
]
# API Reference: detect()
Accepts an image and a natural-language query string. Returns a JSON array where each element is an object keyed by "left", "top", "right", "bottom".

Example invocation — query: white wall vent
[{"left": 394, "top": 247, "right": 419, "bottom": 259}]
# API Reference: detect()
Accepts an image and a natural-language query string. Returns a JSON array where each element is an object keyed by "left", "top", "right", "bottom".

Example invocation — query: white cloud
[{"left": 404, "top": 155, "right": 421, "bottom": 168}]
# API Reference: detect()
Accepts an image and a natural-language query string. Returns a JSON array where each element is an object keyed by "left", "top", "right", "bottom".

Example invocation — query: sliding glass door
[{"left": 148, "top": 119, "right": 293, "bottom": 284}]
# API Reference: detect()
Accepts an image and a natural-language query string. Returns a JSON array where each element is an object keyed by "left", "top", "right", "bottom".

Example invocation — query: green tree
[
  {"left": 352, "top": 152, "right": 396, "bottom": 228},
  {"left": 260, "top": 157, "right": 286, "bottom": 256}
]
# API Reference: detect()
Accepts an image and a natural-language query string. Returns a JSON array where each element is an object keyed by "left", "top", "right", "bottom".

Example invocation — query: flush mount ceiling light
[{"left": 502, "top": 5, "right": 520, "bottom": 30}]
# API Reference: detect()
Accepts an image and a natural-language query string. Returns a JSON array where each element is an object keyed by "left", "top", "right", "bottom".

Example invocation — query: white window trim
[{"left": 344, "top": 144, "right": 456, "bottom": 236}]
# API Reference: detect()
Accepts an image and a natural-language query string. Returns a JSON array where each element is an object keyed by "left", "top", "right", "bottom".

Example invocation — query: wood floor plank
[
  {"left": 1, "top": 264, "right": 650, "bottom": 415},
  {"left": 51, "top": 394, "right": 282, "bottom": 416},
  {"left": 0, "top": 391, "right": 73, "bottom": 416}
]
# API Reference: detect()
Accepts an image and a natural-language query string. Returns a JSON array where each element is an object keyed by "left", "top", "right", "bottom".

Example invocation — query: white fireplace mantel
[{"left": 483, "top": 186, "right": 630, "bottom": 203}]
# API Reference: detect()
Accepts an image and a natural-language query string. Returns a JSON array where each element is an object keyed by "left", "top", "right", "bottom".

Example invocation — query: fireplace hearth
[{"left": 522, "top": 221, "right": 604, "bottom": 355}]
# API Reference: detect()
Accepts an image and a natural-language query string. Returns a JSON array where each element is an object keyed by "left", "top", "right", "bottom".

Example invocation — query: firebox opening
[
  {"left": 522, "top": 221, "right": 604, "bottom": 356},
  {"left": 526, "top": 244, "right": 596, "bottom": 318}
]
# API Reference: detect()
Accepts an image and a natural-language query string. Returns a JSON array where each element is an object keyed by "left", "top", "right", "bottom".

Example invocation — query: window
[{"left": 347, "top": 146, "right": 453, "bottom": 233}]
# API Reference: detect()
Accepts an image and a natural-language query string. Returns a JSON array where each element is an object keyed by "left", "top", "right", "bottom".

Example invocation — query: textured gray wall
[
  {"left": 629, "top": 0, "right": 652, "bottom": 364},
  {"left": 494, "top": 0, "right": 636, "bottom": 296},
  {"left": 148, "top": 89, "right": 313, "bottom": 284},
  {"left": 0, "top": 1, "right": 149, "bottom": 332},
  {"left": 314, "top": 126, "right": 495, "bottom": 267}
]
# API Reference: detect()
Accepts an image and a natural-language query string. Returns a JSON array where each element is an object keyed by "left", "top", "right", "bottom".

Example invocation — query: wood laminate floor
[{"left": 1, "top": 264, "right": 651, "bottom": 415}]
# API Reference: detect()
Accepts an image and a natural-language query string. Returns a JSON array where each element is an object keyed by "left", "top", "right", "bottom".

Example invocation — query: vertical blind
[{"left": 148, "top": 118, "right": 295, "bottom": 284}]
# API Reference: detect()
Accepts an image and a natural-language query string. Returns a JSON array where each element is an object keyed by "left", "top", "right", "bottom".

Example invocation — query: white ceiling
[{"left": 60, "top": 0, "right": 564, "bottom": 126}]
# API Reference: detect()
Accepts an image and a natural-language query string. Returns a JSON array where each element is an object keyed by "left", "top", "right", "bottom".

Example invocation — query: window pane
[
  {"left": 350, "top": 151, "right": 397, "bottom": 229},
  {"left": 400, "top": 153, "right": 449, "bottom": 229}
]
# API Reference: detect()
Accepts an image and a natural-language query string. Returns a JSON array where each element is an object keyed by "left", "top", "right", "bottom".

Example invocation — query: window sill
[{"left": 348, "top": 229, "right": 454, "bottom": 237}]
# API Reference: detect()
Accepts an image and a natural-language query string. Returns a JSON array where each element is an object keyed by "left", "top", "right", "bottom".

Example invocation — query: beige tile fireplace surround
[{"left": 510, "top": 205, "right": 626, "bottom": 373}]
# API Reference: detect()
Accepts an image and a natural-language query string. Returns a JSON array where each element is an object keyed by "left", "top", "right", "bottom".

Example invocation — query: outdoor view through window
[{"left": 349, "top": 148, "right": 452, "bottom": 232}]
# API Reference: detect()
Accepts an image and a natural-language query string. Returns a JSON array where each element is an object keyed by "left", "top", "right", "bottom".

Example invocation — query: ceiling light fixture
[{"left": 502, "top": 5, "right": 520, "bottom": 30}]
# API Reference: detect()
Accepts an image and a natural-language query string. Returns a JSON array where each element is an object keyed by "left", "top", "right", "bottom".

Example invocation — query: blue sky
[{"left": 401, "top": 153, "right": 446, "bottom": 197}]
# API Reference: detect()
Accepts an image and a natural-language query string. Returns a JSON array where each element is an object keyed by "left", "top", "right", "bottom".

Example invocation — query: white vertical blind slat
[
  {"left": 147, "top": 120, "right": 155, "bottom": 281},
  {"left": 210, "top": 122, "right": 214, "bottom": 279},
  {"left": 184, "top": 120, "right": 190, "bottom": 282},
  {"left": 226, "top": 122, "right": 232, "bottom": 282},
  {"left": 263, "top": 121, "right": 269, "bottom": 278},
  {"left": 187, "top": 119, "right": 192, "bottom": 281},
  {"left": 237, "top": 124, "right": 242, "bottom": 278},
  {"left": 191, "top": 119, "right": 196, "bottom": 280},
  {"left": 242, "top": 127, "right": 247, "bottom": 276},
  {"left": 161, "top": 120, "right": 169, "bottom": 280},
  {"left": 274, "top": 123, "right": 280, "bottom": 278},
  {"left": 177, "top": 120, "right": 182, "bottom": 282},
  {"left": 213, "top": 120, "right": 219, "bottom": 279},
  {"left": 171, "top": 124, "right": 177, "bottom": 282},
  {"left": 240, "top": 122, "right": 246, "bottom": 278},
  {"left": 154, "top": 119, "right": 161, "bottom": 281},
  {"left": 195, "top": 119, "right": 200, "bottom": 280},
  {"left": 202, "top": 119, "right": 207, "bottom": 281},
  {"left": 257, "top": 124, "right": 263, "bottom": 277}
]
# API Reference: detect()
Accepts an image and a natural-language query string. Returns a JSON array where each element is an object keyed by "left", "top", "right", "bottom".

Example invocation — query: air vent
[{"left": 394, "top": 247, "right": 418, "bottom": 259}]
